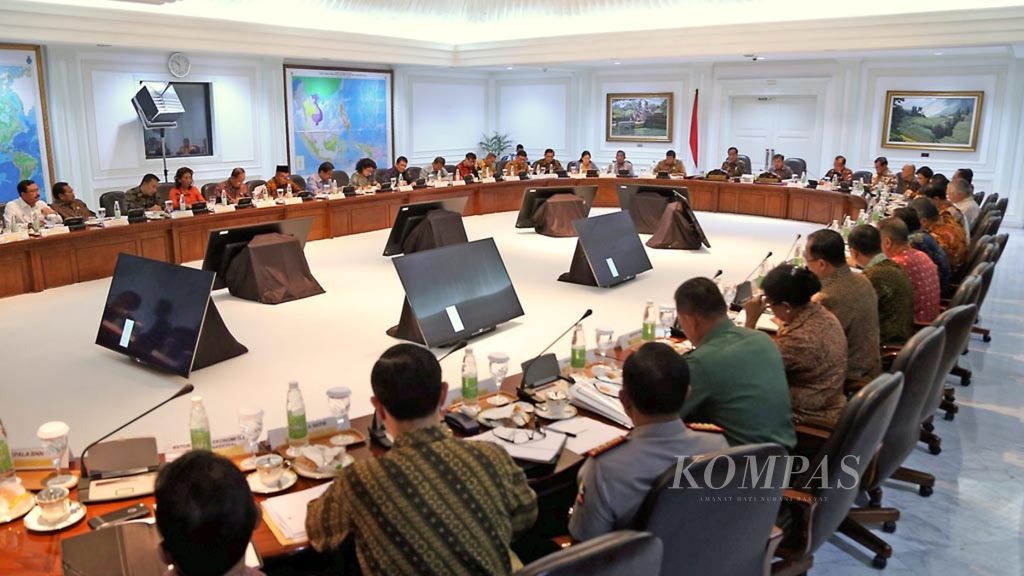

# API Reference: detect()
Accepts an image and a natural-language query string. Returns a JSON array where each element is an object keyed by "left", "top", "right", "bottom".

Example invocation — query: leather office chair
[
  {"left": 995, "top": 196, "right": 1008, "bottom": 217},
  {"left": 993, "top": 233, "right": 1008, "bottom": 261},
  {"left": 971, "top": 194, "right": 998, "bottom": 237},
  {"left": 972, "top": 191, "right": 985, "bottom": 205},
  {"left": 633, "top": 443, "right": 787, "bottom": 576},
  {"left": 839, "top": 327, "right": 944, "bottom": 568},
  {"left": 515, "top": 531, "right": 662, "bottom": 576},
  {"left": 783, "top": 158, "right": 806, "bottom": 177},
  {"left": 444, "top": 164, "right": 457, "bottom": 174},
  {"left": 566, "top": 160, "right": 579, "bottom": 172},
  {"left": 200, "top": 183, "right": 219, "bottom": 201},
  {"left": 332, "top": 171, "right": 350, "bottom": 187},
  {"left": 773, "top": 373, "right": 903, "bottom": 574},
  {"left": 289, "top": 174, "right": 306, "bottom": 191},
  {"left": 851, "top": 170, "right": 872, "bottom": 184},
  {"left": 156, "top": 183, "right": 174, "bottom": 205},
  {"left": 970, "top": 255, "right": 999, "bottom": 344},
  {"left": 99, "top": 191, "right": 126, "bottom": 215},
  {"left": 976, "top": 211, "right": 1002, "bottom": 239},
  {"left": 245, "top": 179, "right": 266, "bottom": 192},
  {"left": 496, "top": 159, "right": 509, "bottom": 175},
  {"left": 916, "top": 306, "right": 977, "bottom": 449},
  {"left": 737, "top": 155, "right": 752, "bottom": 175},
  {"left": 937, "top": 275, "right": 984, "bottom": 416},
  {"left": 407, "top": 167, "right": 423, "bottom": 181}
]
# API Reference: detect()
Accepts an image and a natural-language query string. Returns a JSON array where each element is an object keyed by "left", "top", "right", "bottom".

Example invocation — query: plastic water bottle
[
  {"left": 113, "top": 200, "right": 121, "bottom": 219},
  {"left": 221, "top": 191, "right": 228, "bottom": 206},
  {"left": 0, "top": 418, "right": 15, "bottom": 483},
  {"left": 829, "top": 219, "right": 840, "bottom": 232},
  {"left": 642, "top": 300, "right": 658, "bottom": 342},
  {"left": 841, "top": 216, "right": 853, "bottom": 240},
  {"left": 461, "top": 348, "right": 479, "bottom": 413},
  {"left": 189, "top": 396, "right": 212, "bottom": 451},
  {"left": 286, "top": 381, "right": 309, "bottom": 453},
  {"left": 755, "top": 260, "right": 770, "bottom": 291},
  {"left": 570, "top": 323, "right": 586, "bottom": 371},
  {"left": 792, "top": 241, "right": 805, "bottom": 267}
]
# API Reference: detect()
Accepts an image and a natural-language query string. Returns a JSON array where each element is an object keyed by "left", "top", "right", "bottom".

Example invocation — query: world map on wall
[
  {"left": 288, "top": 71, "right": 390, "bottom": 176},
  {"left": 0, "top": 54, "right": 47, "bottom": 203}
]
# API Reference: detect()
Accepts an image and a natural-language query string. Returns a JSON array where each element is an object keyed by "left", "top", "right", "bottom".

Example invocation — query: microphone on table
[
  {"left": 741, "top": 251, "right": 773, "bottom": 284},
  {"left": 781, "top": 233, "right": 803, "bottom": 263},
  {"left": 78, "top": 384, "right": 194, "bottom": 481},
  {"left": 712, "top": 269, "right": 723, "bottom": 281},
  {"left": 369, "top": 341, "right": 468, "bottom": 449},
  {"left": 518, "top": 309, "right": 593, "bottom": 398}
]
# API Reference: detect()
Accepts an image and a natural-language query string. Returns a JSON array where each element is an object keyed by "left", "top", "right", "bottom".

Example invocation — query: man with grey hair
[
  {"left": 898, "top": 163, "right": 920, "bottom": 195},
  {"left": 947, "top": 177, "right": 980, "bottom": 229}
]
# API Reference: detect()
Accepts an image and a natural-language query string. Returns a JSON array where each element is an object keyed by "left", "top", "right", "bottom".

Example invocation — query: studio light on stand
[{"left": 132, "top": 82, "right": 185, "bottom": 183}]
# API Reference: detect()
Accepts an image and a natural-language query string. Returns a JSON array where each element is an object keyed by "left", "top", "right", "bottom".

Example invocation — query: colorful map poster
[
  {"left": 284, "top": 66, "right": 392, "bottom": 179},
  {"left": 0, "top": 45, "right": 53, "bottom": 203}
]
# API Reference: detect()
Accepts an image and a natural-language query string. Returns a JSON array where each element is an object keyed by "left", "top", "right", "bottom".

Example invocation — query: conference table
[{"left": 0, "top": 177, "right": 866, "bottom": 299}]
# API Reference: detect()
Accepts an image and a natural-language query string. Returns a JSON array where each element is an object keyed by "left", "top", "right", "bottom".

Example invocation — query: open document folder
[{"left": 569, "top": 378, "right": 635, "bottom": 429}]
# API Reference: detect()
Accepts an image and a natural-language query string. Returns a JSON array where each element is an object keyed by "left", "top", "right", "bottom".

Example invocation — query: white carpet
[{"left": 1, "top": 208, "right": 819, "bottom": 452}]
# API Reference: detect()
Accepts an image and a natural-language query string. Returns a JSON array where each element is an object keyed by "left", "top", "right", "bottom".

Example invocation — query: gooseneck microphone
[
  {"left": 520, "top": 309, "right": 593, "bottom": 391},
  {"left": 712, "top": 269, "right": 723, "bottom": 280},
  {"left": 782, "top": 233, "right": 803, "bottom": 262},
  {"left": 78, "top": 383, "right": 194, "bottom": 480},
  {"left": 437, "top": 340, "right": 468, "bottom": 363},
  {"left": 742, "top": 251, "right": 773, "bottom": 284}
]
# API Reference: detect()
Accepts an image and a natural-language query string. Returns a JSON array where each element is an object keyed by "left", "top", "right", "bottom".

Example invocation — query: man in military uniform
[
  {"left": 531, "top": 148, "right": 563, "bottom": 173},
  {"left": 721, "top": 147, "right": 744, "bottom": 178},
  {"left": 823, "top": 155, "right": 853, "bottom": 184},
  {"left": 568, "top": 342, "right": 728, "bottom": 541},
  {"left": 653, "top": 150, "right": 686, "bottom": 176},
  {"left": 125, "top": 173, "right": 162, "bottom": 212}
]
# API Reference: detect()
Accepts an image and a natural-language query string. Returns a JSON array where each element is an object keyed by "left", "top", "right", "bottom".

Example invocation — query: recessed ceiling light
[
  {"left": 614, "top": 61, "right": 621, "bottom": 65},
  {"left": 935, "top": 52, "right": 944, "bottom": 56},
  {"left": 506, "top": 66, "right": 514, "bottom": 70}
]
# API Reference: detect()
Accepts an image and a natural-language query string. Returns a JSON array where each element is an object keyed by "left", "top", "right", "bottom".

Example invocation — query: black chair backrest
[
  {"left": 966, "top": 234, "right": 993, "bottom": 268},
  {"left": 980, "top": 192, "right": 998, "bottom": 208},
  {"left": 800, "top": 373, "right": 903, "bottom": 554},
  {"left": 245, "top": 179, "right": 266, "bottom": 191},
  {"left": 632, "top": 443, "right": 786, "bottom": 576},
  {"left": 920, "top": 306, "right": 978, "bottom": 421},
  {"left": 979, "top": 211, "right": 1002, "bottom": 237},
  {"left": 496, "top": 159, "right": 509, "bottom": 175},
  {"left": 973, "top": 191, "right": 985, "bottom": 205},
  {"left": 515, "top": 530, "right": 663, "bottom": 576},
  {"left": 156, "top": 183, "right": 174, "bottom": 204},
  {"left": 289, "top": 174, "right": 306, "bottom": 191},
  {"left": 995, "top": 197, "right": 1008, "bottom": 215},
  {"left": 783, "top": 158, "right": 806, "bottom": 177},
  {"left": 852, "top": 170, "right": 872, "bottom": 184},
  {"left": 974, "top": 261, "right": 997, "bottom": 313},
  {"left": 994, "top": 233, "right": 1008, "bottom": 261},
  {"left": 444, "top": 164, "right": 457, "bottom": 174},
  {"left": 98, "top": 191, "right": 126, "bottom": 214},
  {"left": 875, "top": 326, "right": 945, "bottom": 486},
  {"left": 200, "top": 182, "right": 219, "bottom": 200},
  {"left": 407, "top": 166, "right": 423, "bottom": 181},
  {"left": 332, "top": 171, "right": 350, "bottom": 186},
  {"left": 736, "top": 155, "right": 752, "bottom": 175},
  {"left": 948, "top": 275, "right": 982, "bottom": 310}
]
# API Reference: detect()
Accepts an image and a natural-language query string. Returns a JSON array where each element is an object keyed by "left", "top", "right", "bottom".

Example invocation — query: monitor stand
[
  {"left": 557, "top": 241, "right": 635, "bottom": 288},
  {"left": 191, "top": 298, "right": 248, "bottom": 372}
]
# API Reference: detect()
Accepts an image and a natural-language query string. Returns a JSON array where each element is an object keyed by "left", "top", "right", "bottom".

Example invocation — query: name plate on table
[
  {"left": 101, "top": 217, "right": 130, "bottom": 227},
  {"left": 481, "top": 177, "right": 496, "bottom": 184},
  {"left": 755, "top": 177, "right": 781, "bottom": 185},
  {"left": 569, "top": 173, "right": 587, "bottom": 179},
  {"left": 398, "top": 185, "right": 415, "bottom": 192},
  {"left": 282, "top": 197, "right": 303, "bottom": 205},
  {"left": 598, "top": 172, "right": 616, "bottom": 178},
  {"left": 452, "top": 179, "right": 466, "bottom": 187},
  {"left": 12, "top": 446, "right": 69, "bottom": 470},
  {"left": 39, "top": 226, "right": 70, "bottom": 236},
  {"left": 536, "top": 173, "right": 558, "bottom": 179},
  {"left": 706, "top": 174, "right": 729, "bottom": 182},
  {"left": 254, "top": 199, "right": 277, "bottom": 209},
  {"left": 212, "top": 204, "right": 236, "bottom": 214},
  {"left": 267, "top": 417, "right": 343, "bottom": 449},
  {"left": 431, "top": 181, "right": 450, "bottom": 188},
  {"left": 170, "top": 210, "right": 194, "bottom": 219},
  {"left": 165, "top": 434, "right": 247, "bottom": 461},
  {"left": 0, "top": 231, "right": 31, "bottom": 243},
  {"left": 326, "top": 193, "right": 345, "bottom": 201}
]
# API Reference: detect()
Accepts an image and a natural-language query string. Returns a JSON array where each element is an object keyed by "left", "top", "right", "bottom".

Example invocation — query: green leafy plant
[{"left": 478, "top": 131, "right": 513, "bottom": 156}]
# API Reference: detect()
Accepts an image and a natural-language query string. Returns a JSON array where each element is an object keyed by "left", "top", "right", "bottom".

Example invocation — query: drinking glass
[
  {"left": 659, "top": 306, "right": 676, "bottom": 339},
  {"left": 238, "top": 407, "right": 263, "bottom": 469},
  {"left": 488, "top": 353, "right": 510, "bottom": 390},
  {"left": 390, "top": 177, "right": 398, "bottom": 189},
  {"left": 595, "top": 328, "right": 616, "bottom": 369},
  {"left": 327, "top": 387, "right": 352, "bottom": 446},
  {"left": 36, "top": 421, "right": 74, "bottom": 489},
  {"left": 97, "top": 207, "right": 106, "bottom": 220}
]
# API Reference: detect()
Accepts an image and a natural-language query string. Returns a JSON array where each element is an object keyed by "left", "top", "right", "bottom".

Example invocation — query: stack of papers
[
  {"left": 569, "top": 380, "right": 634, "bottom": 429},
  {"left": 468, "top": 429, "right": 567, "bottom": 464},
  {"left": 261, "top": 483, "right": 331, "bottom": 542},
  {"left": 731, "top": 310, "right": 780, "bottom": 332},
  {"left": 545, "top": 417, "right": 629, "bottom": 455}
]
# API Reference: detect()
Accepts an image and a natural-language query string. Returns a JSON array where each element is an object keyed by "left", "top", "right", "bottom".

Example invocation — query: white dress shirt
[
  {"left": 3, "top": 197, "right": 57, "bottom": 231},
  {"left": 954, "top": 197, "right": 981, "bottom": 229}
]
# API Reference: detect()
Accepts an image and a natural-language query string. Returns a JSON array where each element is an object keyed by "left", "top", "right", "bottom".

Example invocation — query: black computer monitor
[
  {"left": 514, "top": 185, "right": 598, "bottom": 228},
  {"left": 616, "top": 184, "right": 690, "bottom": 212},
  {"left": 201, "top": 217, "right": 313, "bottom": 290},
  {"left": 96, "top": 254, "right": 247, "bottom": 377},
  {"left": 392, "top": 238, "right": 524, "bottom": 347},
  {"left": 382, "top": 197, "right": 469, "bottom": 257},
  {"left": 559, "top": 211, "right": 653, "bottom": 287}
]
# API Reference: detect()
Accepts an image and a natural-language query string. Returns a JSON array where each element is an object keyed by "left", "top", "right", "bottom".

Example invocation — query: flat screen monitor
[
  {"left": 202, "top": 217, "right": 313, "bottom": 290},
  {"left": 392, "top": 238, "right": 524, "bottom": 347},
  {"left": 382, "top": 196, "right": 469, "bottom": 257},
  {"left": 616, "top": 184, "right": 689, "bottom": 212},
  {"left": 514, "top": 186, "right": 597, "bottom": 228},
  {"left": 96, "top": 254, "right": 216, "bottom": 377},
  {"left": 568, "top": 211, "right": 653, "bottom": 287}
]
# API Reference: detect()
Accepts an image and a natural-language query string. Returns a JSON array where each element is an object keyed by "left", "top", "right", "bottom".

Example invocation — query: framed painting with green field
[
  {"left": 882, "top": 91, "right": 983, "bottom": 152},
  {"left": 606, "top": 93, "right": 673, "bottom": 143}
]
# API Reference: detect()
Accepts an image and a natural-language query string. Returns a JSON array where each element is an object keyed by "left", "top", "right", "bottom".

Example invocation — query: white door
[{"left": 724, "top": 96, "right": 820, "bottom": 175}]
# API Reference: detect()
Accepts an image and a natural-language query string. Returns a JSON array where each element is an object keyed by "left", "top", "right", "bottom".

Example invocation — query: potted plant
[{"left": 478, "top": 131, "right": 513, "bottom": 157}]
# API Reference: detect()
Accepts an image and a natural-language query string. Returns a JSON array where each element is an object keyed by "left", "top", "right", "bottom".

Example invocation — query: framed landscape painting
[
  {"left": 606, "top": 93, "right": 673, "bottom": 142},
  {"left": 882, "top": 91, "right": 983, "bottom": 152}
]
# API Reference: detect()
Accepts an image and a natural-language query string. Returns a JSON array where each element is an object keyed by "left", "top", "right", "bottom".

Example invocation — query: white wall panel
[
  {"left": 409, "top": 78, "right": 487, "bottom": 165},
  {"left": 496, "top": 79, "right": 571, "bottom": 158}
]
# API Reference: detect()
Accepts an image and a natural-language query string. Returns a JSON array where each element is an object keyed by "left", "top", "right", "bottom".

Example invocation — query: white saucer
[
  {"left": 592, "top": 380, "right": 622, "bottom": 398},
  {"left": 0, "top": 492, "right": 36, "bottom": 524},
  {"left": 535, "top": 404, "right": 578, "bottom": 420},
  {"left": 24, "top": 501, "right": 86, "bottom": 532},
  {"left": 246, "top": 469, "right": 298, "bottom": 494},
  {"left": 591, "top": 364, "right": 622, "bottom": 384},
  {"left": 294, "top": 454, "right": 355, "bottom": 479}
]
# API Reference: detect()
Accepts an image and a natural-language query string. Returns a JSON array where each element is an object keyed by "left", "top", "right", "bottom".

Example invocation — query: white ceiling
[{"left": 5, "top": 0, "right": 1024, "bottom": 66}]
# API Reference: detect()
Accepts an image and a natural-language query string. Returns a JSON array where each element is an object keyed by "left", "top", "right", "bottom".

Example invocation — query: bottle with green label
[
  {"left": 461, "top": 348, "right": 479, "bottom": 413},
  {"left": 570, "top": 323, "right": 586, "bottom": 370},
  {"left": 189, "top": 396, "right": 212, "bottom": 451},
  {"left": 791, "top": 241, "right": 805, "bottom": 267},
  {"left": 0, "top": 418, "right": 15, "bottom": 483},
  {"left": 642, "top": 300, "right": 657, "bottom": 341},
  {"left": 286, "top": 381, "right": 309, "bottom": 455}
]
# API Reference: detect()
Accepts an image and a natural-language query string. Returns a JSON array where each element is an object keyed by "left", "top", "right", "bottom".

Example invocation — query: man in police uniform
[{"left": 568, "top": 342, "right": 727, "bottom": 541}]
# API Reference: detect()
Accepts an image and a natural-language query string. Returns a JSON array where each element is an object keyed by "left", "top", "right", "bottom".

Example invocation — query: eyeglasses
[{"left": 493, "top": 426, "right": 546, "bottom": 445}]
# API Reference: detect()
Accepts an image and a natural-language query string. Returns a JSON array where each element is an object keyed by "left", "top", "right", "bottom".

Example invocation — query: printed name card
[
  {"left": 39, "top": 226, "right": 70, "bottom": 237},
  {"left": 267, "top": 417, "right": 339, "bottom": 449},
  {"left": 212, "top": 204, "right": 237, "bottom": 214},
  {"left": 398, "top": 185, "right": 415, "bottom": 192},
  {"left": 598, "top": 172, "right": 616, "bottom": 178},
  {"left": 101, "top": 217, "right": 130, "bottom": 227},
  {"left": 170, "top": 210, "right": 195, "bottom": 219},
  {"left": 283, "top": 197, "right": 303, "bottom": 205},
  {"left": 12, "top": 446, "right": 68, "bottom": 470},
  {"left": 254, "top": 199, "right": 277, "bottom": 209}
]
